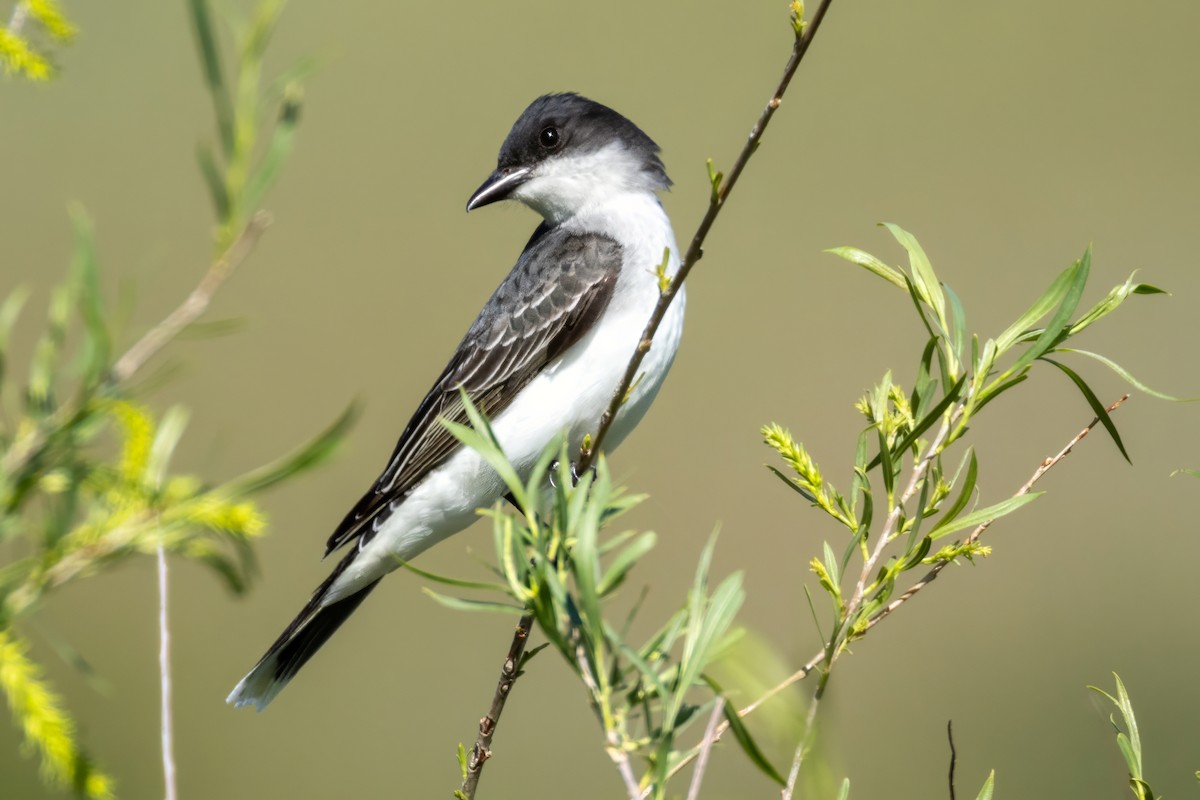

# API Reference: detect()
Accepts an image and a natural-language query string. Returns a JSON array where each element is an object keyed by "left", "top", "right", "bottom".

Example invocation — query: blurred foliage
[
  {"left": 0, "top": 0, "right": 356, "bottom": 796},
  {"left": 0, "top": 0, "right": 76, "bottom": 80}
]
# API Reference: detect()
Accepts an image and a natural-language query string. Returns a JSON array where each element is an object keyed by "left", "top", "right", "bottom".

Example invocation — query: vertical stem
[{"left": 157, "top": 544, "right": 178, "bottom": 800}]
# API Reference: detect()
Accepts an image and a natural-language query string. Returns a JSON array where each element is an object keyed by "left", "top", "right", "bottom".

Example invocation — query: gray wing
[{"left": 324, "top": 227, "right": 622, "bottom": 555}]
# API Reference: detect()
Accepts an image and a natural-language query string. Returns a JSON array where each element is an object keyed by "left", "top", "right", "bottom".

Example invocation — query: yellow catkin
[{"left": 0, "top": 629, "right": 114, "bottom": 798}]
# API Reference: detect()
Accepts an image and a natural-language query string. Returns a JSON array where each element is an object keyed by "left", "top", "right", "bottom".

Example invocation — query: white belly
[{"left": 328, "top": 196, "right": 685, "bottom": 602}]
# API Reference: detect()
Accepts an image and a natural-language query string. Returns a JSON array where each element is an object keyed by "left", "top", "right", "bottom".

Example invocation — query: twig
[
  {"left": 858, "top": 393, "right": 1130, "bottom": 636},
  {"left": 7, "top": 1, "right": 29, "bottom": 34},
  {"left": 156, "top": 543, "right": 177, "bottom": 800},
  {"left": 111, "top": 211, "right": 271, "bottom": 383},
  {"left": 686, "top": 698, "right": 726, "bottom": 800},
  {"left": 458, "top": 613, "right": 535, "bottom": 800},
  {"left": 947, "top": 720, "right": 957, "bottom": 800},
  {"left": 781, "top": 668, "right": 830, "bottom": 800},
  {"left": 468, "top": 4, "right": 838, "bottom": 797},
  {"left": 573, "top": 642, "right": 641, "bottom": 800},
  {"left": 652, "top": 395, "right": 1129, "bottom": 787},
  {"left": 577, "top": 0, "right": 836, "bottom": 474}
]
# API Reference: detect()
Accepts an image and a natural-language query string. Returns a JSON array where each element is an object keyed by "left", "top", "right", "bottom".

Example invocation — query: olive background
[{"left": 3, "top": 1, "right": 1198, "bottom": 798}]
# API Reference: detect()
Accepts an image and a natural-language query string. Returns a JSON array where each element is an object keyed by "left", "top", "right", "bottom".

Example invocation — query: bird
[{"left": 227, "top": 92, "right": 686, "bottom": 710}]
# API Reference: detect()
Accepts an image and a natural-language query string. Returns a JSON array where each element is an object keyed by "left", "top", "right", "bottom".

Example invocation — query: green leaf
[
  {"left": 223, "top": 402, "right": 359, "bottom": 497},
  {"left": 1068, "top": 272, "right": 1167, "bottom": 337},
  {"left": 975, "top": 770, "right": 995, "bottom": 800},
  {"left": 421, "top": 588, "right": 525, "bottom": 615},
  {"left": 196, "top": 143, "right": 230, "bottom": 222},
  {"left": 241, "top": 83, "right": 302, "bottom": 216},
  {"left": 881, "top": 223, "right": 946, "bottom": 326},
  {"left": 944, "top": 281, "right": 967, "bottom": 378},
  {"left": 69, "top": 208, "right": 109, "bottom": 389},
  {"left": 1002, "top": 248, "right": 1090, "bottom": 377},
  {"left": 867, "top": 375, "right": 966, "bottom": 471},
  {"left": 935, "top": 449, "right": 978, "bottom": 533},
  {"left": 1053, "top": 348, "right": 1195, "bottom": 401},
  {"left": 702, "top": 676, "right": 787, "bottom": 786},
  {"left": 1040, "top": 358, "right": 1129, "bottom": 462},
  {"left": 394, "top": 557, "right": 508, "bottom": 593},
  {"left": 994, "top": 260, "right": 1078, "bottom": 353},
  {"left": 836, "top": 777, "right": 851, "bottom": 800},
  {"left": 825, "top": 246, "right": 906, "bottom": 290},
  {"left": 186, "top": 0, "right": 234, "bottom": 156},
  {"left": 597, "top": 531, "right": 656, "bottom": 597},
  {"left": 927, "top": 493, "right": 1042, "bottom": 540}
]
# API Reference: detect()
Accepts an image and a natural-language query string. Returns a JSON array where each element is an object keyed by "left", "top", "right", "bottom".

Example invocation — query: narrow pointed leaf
[
  {"left": 1040, "top": 358, "right": 1130, "bottom": 462},
  {"left": 928, "top": 493, "right": 1043, "bottom": 540}
]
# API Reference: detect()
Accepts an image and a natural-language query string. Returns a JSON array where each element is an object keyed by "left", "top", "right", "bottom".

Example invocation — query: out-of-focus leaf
[
  {"left": 223, "top": 401, "right": 359, "bottom": 496},
  {"left": 927, "top": 493, "right": 1042, "bottom": 540},
  {"left": 0, "top": 286, "right": 32, "bottom": 387},
  {"left": 1040, "top": 358, "right": 1129, "bottom": 462},
  {"left": 240, "top": 83, "right": 302, "bottom": 216},
  {"left": 836, "top": 778, "right": 851, "bottom": 800},
  {"left": 69, "top": 209, "right": 110, "bottom": 389},
  {"left": 702, "top": 675, "right": 787, "bottom": 786},
  {"left": 186, "top": 0, "right": 234, "bottom": 155},
  {"left": 195, "top": 143, "right": 230, "bottom": 222}
]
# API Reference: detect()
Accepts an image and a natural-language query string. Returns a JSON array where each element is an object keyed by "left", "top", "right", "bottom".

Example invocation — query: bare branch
[
  {"left": 577, "top": 0, "right": 836, "bottom": 473},
  {"left": 465, "top": 4, "right": 839, "bottom": 797},
  {"left": 458, "top": 613, "right": 535, "bottom": 800},
  {"left": 156, "top": 544, "right": 178, "bottom": 800},
  {"left": 686, "top": 698, "right": 726, "bottom": 800},
  {"left": 111, "top": 211, "right": 272, "bottom": 383}
]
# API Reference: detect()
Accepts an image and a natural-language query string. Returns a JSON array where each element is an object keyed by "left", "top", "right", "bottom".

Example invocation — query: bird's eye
[{"left": 538, "top": 126, "right": 561, "bottom": 150}]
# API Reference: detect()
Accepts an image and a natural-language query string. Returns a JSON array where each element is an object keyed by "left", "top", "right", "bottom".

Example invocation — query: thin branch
[
  {"left": 858, "top": 393, "right": 1130, "bottom": 636},
  {"left": 7, "top": 1, "right": 29, "bottom": 34},
  {"left": 467, "top": 4, "right": 838, "bottom": 798},
  {"left": 686, "top": 698, "right": 726, "bottom": 800},
  {"left": 781, "top": 668, "right": 830, "bottom": 800},
  {"left": 111, "top": 211, "right": 272, "bottom": 383},
  {"left": 654, "top": 395, "right": 1129, "bottom": 787},
  {"left": 947, "top": 720, "right": 957, "bottom": 800},
  {"left": 573, "top": 642, "right": 640, "bottom": 800},
  {"left": 458, "top": 613, "right": 535, "bottom": 800},
  {"left": 156, "top": 543, "right": 178, "bottom": 800},
  {"left": 577, "top": 0, "right": 836, "bottom": 474}
]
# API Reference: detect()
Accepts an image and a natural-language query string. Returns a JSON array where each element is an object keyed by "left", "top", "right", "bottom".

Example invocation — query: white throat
[{"left": 513, "top": 142, "right": 667, "bottom": 226}]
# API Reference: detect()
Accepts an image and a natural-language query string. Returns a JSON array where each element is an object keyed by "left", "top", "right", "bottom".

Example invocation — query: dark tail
[{"left": 227, "top": 551, "right": 381, "bottom": 711}]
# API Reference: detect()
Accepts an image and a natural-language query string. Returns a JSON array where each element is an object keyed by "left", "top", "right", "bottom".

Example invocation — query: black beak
[{"left": 466, "top": 166, "right": 531, "bottom": 212}]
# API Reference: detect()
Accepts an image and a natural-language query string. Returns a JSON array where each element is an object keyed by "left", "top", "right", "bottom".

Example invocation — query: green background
[{"left": 3, "top": 1, "right": 1198, "bottom": 797}]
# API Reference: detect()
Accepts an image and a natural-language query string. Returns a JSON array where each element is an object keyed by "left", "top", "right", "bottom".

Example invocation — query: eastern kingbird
[{"left": 228, "top": 93, "right": 685, "bottom": 710}]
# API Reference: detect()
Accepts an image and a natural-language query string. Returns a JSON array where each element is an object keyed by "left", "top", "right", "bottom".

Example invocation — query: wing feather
[{"left": 324, "top": 229, "right": 621, "bottom": 555}]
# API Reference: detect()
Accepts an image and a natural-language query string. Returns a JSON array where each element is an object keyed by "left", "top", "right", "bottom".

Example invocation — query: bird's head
[{"left": 466, "top": 93, "right": 671, "bottom": 224}]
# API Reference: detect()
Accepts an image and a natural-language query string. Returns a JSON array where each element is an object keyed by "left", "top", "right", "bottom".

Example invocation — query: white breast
[{"left": 327, "top": 191, "right": 685, "bottom": 602}]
